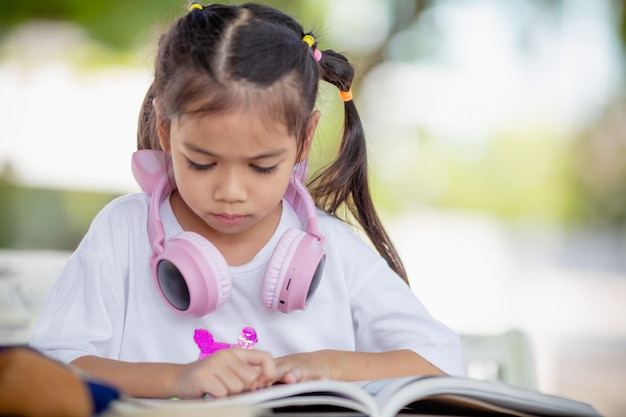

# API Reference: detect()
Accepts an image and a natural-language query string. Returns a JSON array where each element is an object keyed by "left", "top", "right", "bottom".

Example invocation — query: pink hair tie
[
  {"left": 313, "top": 48, "right": 322, "bottom": 62},
  {"left": 302, "top": 34, "right": 322, "bottom": 62}
]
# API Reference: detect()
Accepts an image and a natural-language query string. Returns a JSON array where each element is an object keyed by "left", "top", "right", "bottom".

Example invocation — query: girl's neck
[{"left": 168, "top": 190, "right": 282, "bottom": 266}]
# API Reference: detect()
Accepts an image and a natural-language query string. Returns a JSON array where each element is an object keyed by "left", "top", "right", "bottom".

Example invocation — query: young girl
[{"left": 31, "top": 2, "right": 464, "bottom": 399}]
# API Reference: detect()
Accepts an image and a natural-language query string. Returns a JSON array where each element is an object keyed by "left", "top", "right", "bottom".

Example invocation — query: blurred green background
[{"left": 1, "top": 1, "right": 626, "bottom": 415}]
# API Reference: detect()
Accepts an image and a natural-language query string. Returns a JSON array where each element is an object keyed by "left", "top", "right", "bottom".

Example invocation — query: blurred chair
[
  {"left": 461, "top": 329, "right": 537, "bottom": 390},
  {"left": 0, "top": 250, "right": 71, "bottom": 345}
]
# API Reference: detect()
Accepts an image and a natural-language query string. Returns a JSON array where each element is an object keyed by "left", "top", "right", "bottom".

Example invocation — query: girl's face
[{"left": 160, "top": 107, "right": 318, "bottom": 241}]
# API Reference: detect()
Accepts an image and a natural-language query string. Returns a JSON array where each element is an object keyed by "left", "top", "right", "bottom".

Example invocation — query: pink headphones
[{"left": 131, "top": 149, "right": 326, "bottom": 316}]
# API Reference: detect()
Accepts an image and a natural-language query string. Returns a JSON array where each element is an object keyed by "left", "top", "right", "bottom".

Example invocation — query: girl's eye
[
  {"left": 252, "top": 165, "right": 277, "bottom": 175},
  {"left": 187, "top": 160, "right": 215, "bottom": 171}
]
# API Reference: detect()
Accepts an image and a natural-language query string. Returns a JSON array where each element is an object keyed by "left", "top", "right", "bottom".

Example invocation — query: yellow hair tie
[
  {"left": 188, "top": 3, "right": 203, "bottom": 12},
  {"left": 339, "top": 89, "right": 353, "bottom": 102},
  {"left": 302, "top": 34, "right": 315, "bottom": 48}
]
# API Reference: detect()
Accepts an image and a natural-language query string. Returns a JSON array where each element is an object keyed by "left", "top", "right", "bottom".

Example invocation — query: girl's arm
[
  {"left": 275, "top": 349, "right": 445, "bottom": 383},
  {"left": 72, "top": 348, "right": 277, "bottom": 399}
]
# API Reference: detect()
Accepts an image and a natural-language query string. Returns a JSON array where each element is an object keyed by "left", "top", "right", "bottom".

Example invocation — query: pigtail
[
  {"left": 137, "top": 82, "right": 161, "bottom": 151},
  {"left": 309, "top": 51, "right": 409, "bottom": 285}
]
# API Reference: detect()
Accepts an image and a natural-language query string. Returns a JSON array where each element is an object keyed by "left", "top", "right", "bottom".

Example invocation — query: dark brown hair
[{"left": 137, "top": 2, "right": 408, "bottom": 284}]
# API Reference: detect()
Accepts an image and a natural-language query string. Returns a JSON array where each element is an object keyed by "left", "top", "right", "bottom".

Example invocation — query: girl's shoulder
[
  {"left": 315, "top": 209, "right": 376, "bottom": 254},
  {"left": 315, "top": 209, "right": 356, "bottom": 236},
  {"left": 314, "top": 209, "right": 401, "bottom": 283},
  {"left": 89, "top": 192, "right": 150, "bottom": 229}
]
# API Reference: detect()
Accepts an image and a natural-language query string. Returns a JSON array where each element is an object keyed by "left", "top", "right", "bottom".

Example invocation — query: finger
[
  {"left": 210, "top": 362, "right": 261, "bottom": 397},
  {"left": 223, "top": 355, "right": 268, "bottom": 391},
  {"left": 275, "top": 359, "right": 296, "bottom": 380},
  {"left": 278, "top": 365, "right": 303, "bottom": 384},
  {"left": 199, "top": 373, "right": 230, "bottom": 398},
  {"left": 213, "top": 368, "right": 249, "bottom": 397},
  {"left": 233, "top": 349, "right": 277, "bottom": 381},
  {"left": 198, "top": 352, "right": 260, "bottom": 397},
  {"left": 231, "top": 352, "right": 282, "bottom": 392}
]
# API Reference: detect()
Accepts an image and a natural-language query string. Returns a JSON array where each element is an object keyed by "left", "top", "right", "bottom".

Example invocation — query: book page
[
  {"left": 374, "top": 376, "right": 602, "bottom": 417},
  {"left": 102, "top": 399, "right": 262, "bottom": 417},
  {"left": 403, "top": 395, "right": 537, "bottom": 417},
  {"left": 128, "top": 380, "right": 380, "bottom": 415},
  {"left": 116, "top": 377, "right": 601, "bottom": 417}
]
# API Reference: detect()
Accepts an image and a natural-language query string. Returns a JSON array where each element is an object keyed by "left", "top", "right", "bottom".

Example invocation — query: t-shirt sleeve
[
  {"left": 332, "top": 222, "right": 465, "bottom": 377},
  {"left": 29, "top": 200, "right": 133, "bottom": 364}
]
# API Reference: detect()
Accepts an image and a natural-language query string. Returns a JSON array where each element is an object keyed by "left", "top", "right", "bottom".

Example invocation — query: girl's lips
[{"left": 213, "top": 213, "right": 246, "bottom": 225}]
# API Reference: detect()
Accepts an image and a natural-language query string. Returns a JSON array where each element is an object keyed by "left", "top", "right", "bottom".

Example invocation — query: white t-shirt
[{"left": 30, "top": 192, "right": 464, "bottom": 376}]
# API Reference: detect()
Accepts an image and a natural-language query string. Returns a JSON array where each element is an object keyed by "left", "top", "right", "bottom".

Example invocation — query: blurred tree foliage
[
  {"left": 0, "top": 0, "right": 179, "bottom": 50},
  {"left": 0, "top": 180, "right": 118, "bottom": 250},
  {"left": 0, "top": 0, "right": 327, "bottom": 51},
  {"left": 366, "top": 0, "right": 626, "bottom": 228},
  {"left": 570, "top": 98, "right": 626, "bottom": 226}
]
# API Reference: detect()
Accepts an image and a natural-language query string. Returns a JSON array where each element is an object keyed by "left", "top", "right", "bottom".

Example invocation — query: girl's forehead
[
  {"left": 178, "top": 106, "right": 291, "bottom": 136},
  {"left": 173, "top": 108, "right": 297, "bottom": 155},
  {"left": 172, "top": 73, "right": 305, "bottom": 134}
]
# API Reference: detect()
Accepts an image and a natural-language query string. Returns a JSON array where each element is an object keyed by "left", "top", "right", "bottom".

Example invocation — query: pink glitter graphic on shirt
[
  {"left": 238, "top": 327, "right": 258, "bottom": 348},
  {"left": 194, "top": 327, "right": 258, "bottom": 359}
]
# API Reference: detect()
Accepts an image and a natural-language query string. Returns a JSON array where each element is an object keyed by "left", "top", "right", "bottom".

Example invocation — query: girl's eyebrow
[
  {"left": 249, "top": 149, "right": 288, "bottom": 160},
  {"left": 183, "top": 142, "right": 288, "bottom": 160}
]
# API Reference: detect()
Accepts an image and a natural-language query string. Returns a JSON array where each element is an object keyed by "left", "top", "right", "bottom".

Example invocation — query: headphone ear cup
[
  {"left": 262, "top": 228, "right": 302, "bottom": 311},
  {"left": 153, "top": 232, "right": 231, "bottom": 317},
  {"left": 262, "top": 228, "right": 325, "bottom": 313}
]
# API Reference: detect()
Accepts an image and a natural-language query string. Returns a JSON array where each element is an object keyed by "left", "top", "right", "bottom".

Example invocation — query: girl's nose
[{"left": 214, "top": 168, "right": 247, "bottom": 202}]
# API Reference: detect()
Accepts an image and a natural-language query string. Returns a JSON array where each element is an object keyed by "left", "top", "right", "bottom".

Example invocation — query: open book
[{"left": 110, "top": 375, "right": 603, "bottom": 417}]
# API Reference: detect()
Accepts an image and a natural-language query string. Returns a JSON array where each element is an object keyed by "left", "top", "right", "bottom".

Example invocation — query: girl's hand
[
  {"left": 173, "top": 348, "right": 277, "bottom": 399},
  {"left": 274, "top": 351, "right": 332, "bottom": 384},
  {"left": 275, "top": 349, "right": 444, "bottom": 384}
]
